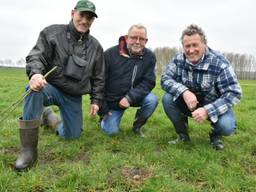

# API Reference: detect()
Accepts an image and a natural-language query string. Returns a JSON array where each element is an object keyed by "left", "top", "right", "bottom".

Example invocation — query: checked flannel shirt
[{"left": 161, "top": 47, "right": 242, "bottom": 123}]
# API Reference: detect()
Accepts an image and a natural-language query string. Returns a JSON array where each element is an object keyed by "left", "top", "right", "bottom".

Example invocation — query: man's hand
[
  {"left": 90, "top": 104, "right": 99, "bottom": 117},
  {"left": 182, "top": 90, "right": 199, "bottom": 111},
  {"left": 119, "top": 97, "right": 130, "bottom": 109},
  {"left": 29, "top": 74, "right": 47, "bottom": 91},
  {"left": 192, "top": 107, "right": 208, "bottom": 123}
]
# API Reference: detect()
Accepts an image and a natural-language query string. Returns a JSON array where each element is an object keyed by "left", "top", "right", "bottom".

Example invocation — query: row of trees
[
  {"left": 153, "top": 47, "right": 256, "bottom": 80},
  {"left": 1, "top": 48, "right": 256, "bottom": 79},
  {"left": 0, "top": 58, "right": 25, "bottom": 68},
  {"left": 224, "top": 52, "right": 256, "bottom": 80}
]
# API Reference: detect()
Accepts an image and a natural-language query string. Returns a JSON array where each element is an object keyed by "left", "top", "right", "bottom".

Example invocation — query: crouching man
[
  {"left": 161, "top": 24, "right": 242, "bottom": 150},
  {"left": 98, "top": 24, "right": 158, "bottom": 137}
]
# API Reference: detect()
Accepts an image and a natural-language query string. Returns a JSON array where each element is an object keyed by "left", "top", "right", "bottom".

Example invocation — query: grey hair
[
  {"left": 180, "top": 24, "right": 207, "bottom": 44},
  {"left": 128, "top": 24, "right": 147, "bottom": 37}
]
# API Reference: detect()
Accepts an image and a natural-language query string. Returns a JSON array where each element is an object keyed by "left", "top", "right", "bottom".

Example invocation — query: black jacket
[
  {"left": 100, "top": 36, "right": 156, "bottom": 114},
  {"left": 25, "top": 21, "right": 105, "bottom": 105}
]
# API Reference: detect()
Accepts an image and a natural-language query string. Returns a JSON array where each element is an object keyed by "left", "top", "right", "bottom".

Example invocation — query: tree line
[
  {"left": 153, "top": 47, "right": 256, "bottom": 80},
  {"left": 1, "top": 48, "right": 255, "bottom": 80}
]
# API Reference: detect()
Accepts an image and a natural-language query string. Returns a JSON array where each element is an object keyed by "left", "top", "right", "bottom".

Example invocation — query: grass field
[{"left": 0, "top": 68, "right": 256, "bottom": 192}]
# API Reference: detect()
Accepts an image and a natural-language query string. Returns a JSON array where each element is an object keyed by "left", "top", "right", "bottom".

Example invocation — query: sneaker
[
  {"left": 132, "top": 127, "right": 145, "bottom": 138},
  {"left": 168, "top": 133, "right": 191, "bottom": 144},
  {"left": 209, "top": 132, "right": 224, "bottom": 150}
]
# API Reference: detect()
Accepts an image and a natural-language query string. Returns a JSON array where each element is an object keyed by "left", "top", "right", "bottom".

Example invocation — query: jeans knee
[
  {"left": 214, "top": 120, "right": 236, "bottom": 136},
  {"left": 162, "top": 93, "right": 175, "bottom": 112},
  {"left": 162, "top": 93, "right": 172, "bottom": 106},
  {"left": 145, "top": 93, "right": 158, "bottom": 108},
  {"left": 29, "top": 89, "right": 44, "bottom": 97},
  {"left": 215, "top": 110, "right": 236, "bottom": 136},
  {"left": 150, "top": 94, "right": 158, "bottom": 109},
  {"left": 101, "top": 121, "right": 119, "bottom": 136},
  {"left": 221, "top": 126, "right": 235, "bottom": 136}
]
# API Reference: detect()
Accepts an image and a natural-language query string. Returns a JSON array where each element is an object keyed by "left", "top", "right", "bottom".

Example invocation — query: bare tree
[{"left": 154, "top": 47, "right": 178, "bottom": 75}]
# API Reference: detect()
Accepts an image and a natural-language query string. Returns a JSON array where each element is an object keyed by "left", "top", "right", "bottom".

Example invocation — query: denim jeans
[
  {"left": 23, "top": 83, "right": 83, "bottom": 139},
  {"left": 100, "top": 93, "right": 158, "bottom": 135},
  {"left": 162, "top": 93, "right": 236, "bottom": 136}
]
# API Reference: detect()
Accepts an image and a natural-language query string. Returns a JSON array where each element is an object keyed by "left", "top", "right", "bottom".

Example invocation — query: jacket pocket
[{"left": 64, "top": 54, "right": 88, "bottom": 81}]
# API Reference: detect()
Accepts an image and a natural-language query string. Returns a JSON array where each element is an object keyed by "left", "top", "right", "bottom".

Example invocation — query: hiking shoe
[
  {"left": 209, "top": 132, "right": 224, "bottom": 150},
  {"left": 168, "top": 133, "right": 191, "bottom": 144},
  {"left": 132, "top": 127, "right": 145, "bottom": 138}
]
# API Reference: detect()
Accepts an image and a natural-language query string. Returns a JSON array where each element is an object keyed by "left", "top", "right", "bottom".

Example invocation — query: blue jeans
[
  {"left": 162, "top": 93, "right": 236, "bottom": 136},
  {"left": 23, "top": 83, "right": 83, "bottom": 139},
  {"left": 100, "top": 93, "right": 158, "bottom": 135}
]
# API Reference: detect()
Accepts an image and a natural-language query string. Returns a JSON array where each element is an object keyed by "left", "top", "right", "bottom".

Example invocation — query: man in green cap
[{"left": 14, "top": 0, "right": 105, "bottom": 171}]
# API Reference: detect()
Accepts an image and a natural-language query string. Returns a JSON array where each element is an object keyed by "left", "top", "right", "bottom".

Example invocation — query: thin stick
[{"left": 0, "top": 66, "right": 57, "bottom": 123}]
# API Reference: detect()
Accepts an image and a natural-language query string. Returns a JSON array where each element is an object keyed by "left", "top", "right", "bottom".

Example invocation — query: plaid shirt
[{"left": 161, "top": 47, "right": 242, "bottom": 123}]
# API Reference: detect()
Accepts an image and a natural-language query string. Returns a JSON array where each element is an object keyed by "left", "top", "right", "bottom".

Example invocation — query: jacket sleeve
[
  {"left": 90, "top": 45, "right": 105, "bottom": 106},
  {"left": 26, "top": 28, "right": 52, "bottom": 79},
  {"left": 126, "top": 53, "right": 156, "bottom": 105},
  {"left": 161, "top": 57, "right": 188, "bottom": 101},
  {"left": 204, "top": 65, "right": 242, "bottom": 123}
]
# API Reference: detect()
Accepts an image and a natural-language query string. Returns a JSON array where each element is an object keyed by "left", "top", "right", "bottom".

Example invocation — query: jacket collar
[
  {"left": 68, "top": 20, "right": 89, "bottom": 41},
  {"left": 118, "top": 36, "right": 145, "bottom": 58}
]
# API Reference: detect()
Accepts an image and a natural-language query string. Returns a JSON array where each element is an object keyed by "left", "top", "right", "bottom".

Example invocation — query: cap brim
[{"left": 76, "top": 8, "right": 98, "bottom": 17}]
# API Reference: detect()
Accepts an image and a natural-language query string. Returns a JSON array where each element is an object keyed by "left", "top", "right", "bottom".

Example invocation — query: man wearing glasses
[{"left": 99, "top": 24, "right": 158, "bottom": 137}]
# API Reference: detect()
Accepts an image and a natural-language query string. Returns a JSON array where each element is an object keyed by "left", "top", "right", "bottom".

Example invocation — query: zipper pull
[{"left": 79, "top": 34, "right": 83, "bottom": 42}]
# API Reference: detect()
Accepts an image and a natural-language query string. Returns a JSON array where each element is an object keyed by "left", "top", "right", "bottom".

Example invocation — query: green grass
[{"left": 0, "top": 68, "right": 256, "bottom": 191}]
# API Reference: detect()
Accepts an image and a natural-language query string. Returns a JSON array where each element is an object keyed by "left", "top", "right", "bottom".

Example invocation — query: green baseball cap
[{"left": 74, "top": 0, "right": 98, "bottom": 18}]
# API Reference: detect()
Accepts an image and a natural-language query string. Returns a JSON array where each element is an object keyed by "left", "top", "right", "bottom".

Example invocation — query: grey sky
[{"left": 0, "top": 0, "right": 255, "bottom": 61}]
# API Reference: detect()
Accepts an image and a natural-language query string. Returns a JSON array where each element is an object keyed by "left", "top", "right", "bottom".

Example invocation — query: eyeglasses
[{"left": 128, "top": 36, "right": 148, "bottom": 42}]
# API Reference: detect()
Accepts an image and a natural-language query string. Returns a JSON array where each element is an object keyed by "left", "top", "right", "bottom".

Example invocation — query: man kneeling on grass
[
  {"left": 14, "top": 0, "right": 104, "bottom": 171},
  {"left": 161, "top": 24, "right": 242, "bottom": 150}
]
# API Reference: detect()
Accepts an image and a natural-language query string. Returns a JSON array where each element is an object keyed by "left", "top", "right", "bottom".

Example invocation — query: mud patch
[
  {"left": 71, "top": 151, "right": 90, "bottom": 163},
  {"left": 121, "top": 166, "right": 153, "bottom": 186},
  {"left": 39, "top": 150, "right": 59, "bottom": 164},
  {"left": 1, "top": 146, "right": 19, "bottom": 154}
]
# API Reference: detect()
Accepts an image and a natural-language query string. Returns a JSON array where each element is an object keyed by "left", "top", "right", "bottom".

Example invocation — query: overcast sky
[{"left": 0, "top": 0, "right": 255, "bottom": 61}]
